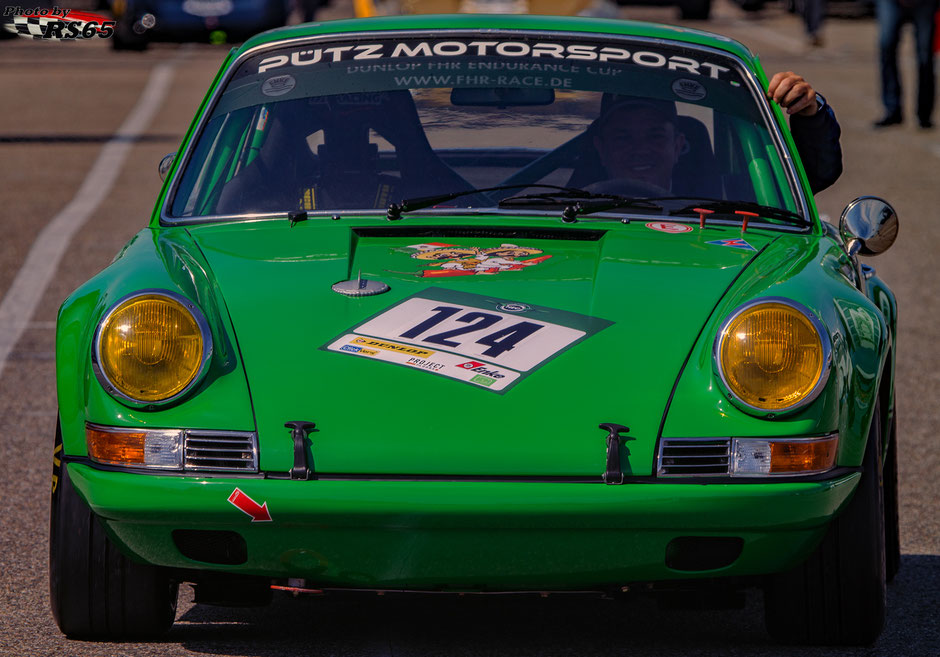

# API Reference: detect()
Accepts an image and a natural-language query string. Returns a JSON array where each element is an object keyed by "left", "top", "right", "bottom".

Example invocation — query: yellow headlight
[
  {"left": 717, "top": 301, "right": 827, "bottom": 412},
  {"left": 96, "top": 294, "right": 207, "bottom": 403}
]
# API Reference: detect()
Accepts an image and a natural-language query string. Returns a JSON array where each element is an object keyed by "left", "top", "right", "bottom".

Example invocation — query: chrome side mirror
[
  {"left": 839, "top": 196, "right": 898, "bottom": 256},
  {"left": 158, "top": 153, "right": 176, "bottom": 181}
]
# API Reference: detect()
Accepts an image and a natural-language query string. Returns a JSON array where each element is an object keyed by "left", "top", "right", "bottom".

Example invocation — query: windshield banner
[
  {"left": 252, "top": 38, "right": 738, "bottom": 82},
  {"left": 217, "top": 35, "right": 754, "bottom": 120}
]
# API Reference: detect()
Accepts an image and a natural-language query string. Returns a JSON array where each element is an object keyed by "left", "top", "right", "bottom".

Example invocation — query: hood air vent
[
  {"left": 184, "top": 430, "right": 258, "bottom": 473},
  {"left": 658, "top": 438, "right": 731, "bottom": 477},
  {"left": 354, "top": 227, "right": 605, "bottom": 241}
]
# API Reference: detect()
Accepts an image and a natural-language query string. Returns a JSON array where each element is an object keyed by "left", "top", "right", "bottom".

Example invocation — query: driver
[
  {"left": 590, "top": 71, "right": 842, "bottom": 196},
  {"left": 592, "top": 96, "right": 684, "bottom": 194}
]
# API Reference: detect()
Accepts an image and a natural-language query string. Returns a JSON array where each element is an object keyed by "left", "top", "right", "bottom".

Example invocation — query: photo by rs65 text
[{"left": 2, "top": 7, "right": 114, "bottom": 40}]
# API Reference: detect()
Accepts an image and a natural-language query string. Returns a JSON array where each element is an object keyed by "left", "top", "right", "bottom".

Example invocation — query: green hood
[{"left": 190, "top": 219, "right": 771, "bottom": 477}]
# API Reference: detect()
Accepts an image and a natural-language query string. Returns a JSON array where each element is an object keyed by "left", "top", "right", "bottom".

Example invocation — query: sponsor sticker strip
[{"left": 327, "top": 335, "right": 521, "bottom": 391}]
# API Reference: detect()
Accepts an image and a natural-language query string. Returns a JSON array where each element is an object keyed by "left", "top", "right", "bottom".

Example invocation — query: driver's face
[{"left": 592, "top": 107, "right": 686, "bottom": 190}]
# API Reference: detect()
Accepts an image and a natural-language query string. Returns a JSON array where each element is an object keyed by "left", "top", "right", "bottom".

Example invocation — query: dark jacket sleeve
[{"left": 789, "top": 97, "right": 843, "bottom": 194}]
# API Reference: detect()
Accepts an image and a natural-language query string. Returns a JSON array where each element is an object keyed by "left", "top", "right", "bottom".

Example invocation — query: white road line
[{"left": 0, "top": 62, "right": 177, "bottom": 381}]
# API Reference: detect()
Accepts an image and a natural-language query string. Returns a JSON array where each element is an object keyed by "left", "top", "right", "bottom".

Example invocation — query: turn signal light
[
  {"left": 769, "top": 437, "right": 838, "bottom": 473},
  {"left": 86, "top": 425, "right": 183, "bottom": 469},
  {"left": 731, "top": 435, "right": 838, "bottom": 476}
]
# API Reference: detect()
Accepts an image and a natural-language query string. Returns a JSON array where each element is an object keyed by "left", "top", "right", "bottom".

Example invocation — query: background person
[
  {"left": 801, "top": 0, "right": 828, "bottom": 47},
  {"left": 874, "top": 0, "right": 938, "bottom": 128}
]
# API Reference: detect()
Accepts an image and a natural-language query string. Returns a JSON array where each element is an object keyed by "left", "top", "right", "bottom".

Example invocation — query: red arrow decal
[{"left": 227, "top": 488, "right": 272, "bottom": 522}]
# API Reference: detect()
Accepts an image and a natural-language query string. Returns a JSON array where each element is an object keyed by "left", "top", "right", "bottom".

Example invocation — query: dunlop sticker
[{"left": 326, "top": 334, "right": 521, "bottom": 391}]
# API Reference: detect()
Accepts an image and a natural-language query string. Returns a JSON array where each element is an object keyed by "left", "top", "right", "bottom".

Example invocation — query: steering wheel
[{"left": 584, "top": 177, "right": 670, "bottom": 198}]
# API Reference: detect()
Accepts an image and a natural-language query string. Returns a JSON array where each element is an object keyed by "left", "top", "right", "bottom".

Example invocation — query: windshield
[{"left": 168, "top": 34, "right": 802, "bottom": 220}]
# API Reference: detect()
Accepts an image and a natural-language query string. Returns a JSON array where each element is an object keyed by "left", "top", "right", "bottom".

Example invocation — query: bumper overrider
[{"left": 65, "top": 458, "right": 860, "bottom": 591}]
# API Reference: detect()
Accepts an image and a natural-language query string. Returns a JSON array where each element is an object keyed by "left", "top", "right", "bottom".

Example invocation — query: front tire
[
  {"left": 49, "top": 431, "right": 178, "bottom": 639},
  {"left": 764, "top": 402, "right": 886, "bottom": 645},
  {"left": 884, "top": 409, "right": 900, "bottom": 583}
]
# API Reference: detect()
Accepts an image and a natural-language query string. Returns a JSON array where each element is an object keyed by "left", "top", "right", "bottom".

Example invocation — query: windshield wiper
[
  {"left": 386, "top": 186, "right": 803, "bottom": 228},
  {"left": 386, "top": 184, "right": 591, "bottom": 220},
  {"left": 501, "top": 194, "right": 805, "bottom": 226},
  {"left": 498, "top": 192, "right": 665, "bottom": 223},
  {"left": 668, "top": 199, "right": 807, "bottom": 227}
]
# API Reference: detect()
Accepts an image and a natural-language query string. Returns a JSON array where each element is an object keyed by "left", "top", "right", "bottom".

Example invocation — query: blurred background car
[
  {"left": 611, "top": 0, "right": 711, "bottom": 20},
  {"left": 108, "top": 0, "right": 297, "bottom": 50},
  {"left": 396, "top": 0, "right": 711, "bottom": 20},
  {"left": 781, "top": 0, "right": 875, "bottom": 16}
]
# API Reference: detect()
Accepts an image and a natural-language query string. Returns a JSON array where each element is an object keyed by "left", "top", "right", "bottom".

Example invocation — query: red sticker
[
  {"left": 228, "top": 488, "right": 272, "bottom": 522},
  {"left": 645, "top": 222, "right": 693, "bottom": 234}
]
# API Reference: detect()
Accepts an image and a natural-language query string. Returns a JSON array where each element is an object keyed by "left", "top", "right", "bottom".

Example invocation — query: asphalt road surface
[{"left": 1, "top": 1, "right": 938, "bottom": 655}]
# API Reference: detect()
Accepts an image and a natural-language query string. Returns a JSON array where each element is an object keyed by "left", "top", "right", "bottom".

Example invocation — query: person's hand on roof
[{"left": 767, "top": 71, "right": 818, "bottom": 116}]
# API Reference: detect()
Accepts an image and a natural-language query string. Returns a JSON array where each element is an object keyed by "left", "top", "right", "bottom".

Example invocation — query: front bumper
[{"left": 68, "top": 463, "right": 860, "bottom": 590}]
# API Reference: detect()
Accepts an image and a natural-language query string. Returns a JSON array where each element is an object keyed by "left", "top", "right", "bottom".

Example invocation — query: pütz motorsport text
[{"left": 258, "top": 41, "right": 734, "bottom": 81}]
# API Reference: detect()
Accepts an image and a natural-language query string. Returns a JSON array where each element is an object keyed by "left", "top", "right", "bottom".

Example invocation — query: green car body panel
[{"left": 54, "top": 15, "right": 897, "bottom": 591}]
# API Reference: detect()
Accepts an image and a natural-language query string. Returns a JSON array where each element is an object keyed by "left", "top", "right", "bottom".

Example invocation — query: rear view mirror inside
[{"left": 450, "top": 87, "right": 555, "bottom": 107}]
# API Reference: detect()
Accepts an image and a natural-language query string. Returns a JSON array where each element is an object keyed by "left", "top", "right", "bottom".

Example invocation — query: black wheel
[
  {"left": 884, "top": 409, "right": 900, "bottom": 583},
  {"left": 764, "top": 402, "right": 886, "bottom": 645},
  {"left": 49, "top": 425, "right": 178, "bottom": 639},
  {"left": 679, "top": 0, "right": 711, "bottom": 20}
]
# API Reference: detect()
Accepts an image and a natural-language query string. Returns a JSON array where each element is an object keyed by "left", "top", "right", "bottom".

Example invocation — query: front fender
[
  {"left": 661, "top": 233, "right": 891, "bottom": 468},
  {"left": 55, "top": 227, "right": 254, "bottom": 458},
  {"left": 866, "top": 268, "right": 898, "bottom": 447}
]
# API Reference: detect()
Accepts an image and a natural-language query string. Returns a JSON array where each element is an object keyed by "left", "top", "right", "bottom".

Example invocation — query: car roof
[{"left": 237, "top": 14, "right": 758, "bottom": 67}]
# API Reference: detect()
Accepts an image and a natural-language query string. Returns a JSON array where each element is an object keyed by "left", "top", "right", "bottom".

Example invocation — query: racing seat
[
  {"left": 672, "top": 116, "right": 723, "bottom": 197},
  {"left": 215, "top": 103, "right": 317, "bottom": 215},
  {"left": 217, "top": 91, "right": 475, "bottom": 214}
]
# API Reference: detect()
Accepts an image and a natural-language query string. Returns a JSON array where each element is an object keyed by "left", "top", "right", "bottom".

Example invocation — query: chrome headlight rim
[
  {"left": 713, "top": 297, "right": 832, "bottom": 417},
  {"left": 92, "top": 289, "right": 213, "bottom": 408}
]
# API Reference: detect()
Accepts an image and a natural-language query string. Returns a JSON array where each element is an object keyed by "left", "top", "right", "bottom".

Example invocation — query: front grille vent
[
  {"left": 184, "top": 430, "right": 258, "bottom": 473},
  {"left": 658, "top": 438, "right": 731, "bottom": 477}
]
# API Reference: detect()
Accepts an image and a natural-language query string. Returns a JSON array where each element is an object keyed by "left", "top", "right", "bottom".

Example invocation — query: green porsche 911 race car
[{"left": 51, "top": 14, "right": 900, "bottom": 645}]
